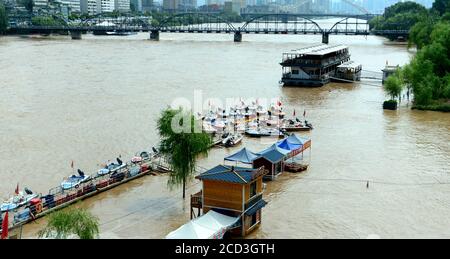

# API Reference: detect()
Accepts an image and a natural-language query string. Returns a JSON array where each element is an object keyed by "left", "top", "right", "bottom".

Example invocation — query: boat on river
[
  {"left": 1, "top": 188, "right": 38, "bottom": 212},
  {"left": 245, "top": 128, "right": 285, "bottom": 138},
  {"left": 61, "top": 170, "right": 91, "bottom": 190},
  {"left": 281, "top": 119, "right": 313, "bottom": 132},
  {"left": 221, "top": 133, "right": 243, "bottom": 147}
]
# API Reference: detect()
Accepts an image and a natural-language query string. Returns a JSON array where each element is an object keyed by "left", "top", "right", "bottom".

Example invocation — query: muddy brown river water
[{"left": 0, "top": 26, "right": 449, "bottom": 238}]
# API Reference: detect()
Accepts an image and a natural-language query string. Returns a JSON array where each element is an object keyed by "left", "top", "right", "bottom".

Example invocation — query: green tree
[
  {"left": 157, "top": 108, "right": 212, "bottom": 199},
  {"left": 384, "top": 75, "right": 404, "bottom": 101},
  {"left": 370, "top": 1, "right": 428, "bottom": 31},
  {"left": 32, "top": 16, "right": 65, "bottom": 26},
  {"left": 409, "top": 16, "right": 438, "bottom": 49},
  {"left": 0, "top": 4, "right": 7, "bottom": 35},
  {"left": 432, "top": 0, "right": 450, "bottom": 16},
  {"left": 384, "top": 1, "right": 428, "bottom": 19},
  {"left": 38, "top": 208, "right": 99, "bottom": 239}
]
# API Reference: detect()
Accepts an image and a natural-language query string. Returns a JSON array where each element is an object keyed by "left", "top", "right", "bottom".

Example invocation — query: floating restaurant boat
[{"left": 280, "top": 44, "right": 353, "bottom": 87}]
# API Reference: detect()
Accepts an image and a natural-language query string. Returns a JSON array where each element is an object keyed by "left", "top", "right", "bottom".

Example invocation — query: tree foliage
[
  {"left": 384, "top": 74, "right": 404, "bottom": 100},
  {"left": 32, "top": 16, "right": 66, "bottom": 26},
  {"left": 157, "top": 108, "right": 212, "bottom": 199},
  {"left": 38, "top": 208, "right": 100, "bottom": 239},
  {"left": 0, "top": 3, "right": 7, "bottom": 35},
  {"left": 370, "top": 1, "right": 428, "bottom": 31},
  {"left": 409, "top": 15, "right": 439, "bottom": 49},
  {"left": 403, "top": 20, "right": 450, "bottom": 106},
  {"left": 432, "top": 0, "right": 450, "bottom": 16}
]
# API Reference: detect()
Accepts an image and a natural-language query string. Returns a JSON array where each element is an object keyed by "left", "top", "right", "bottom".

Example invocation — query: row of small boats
[
  {"left": 201, "top": 102, "right": 312, "bottom": 135},
  {"left": 1, "top": 149, "right": 159, "bottom": 213}
]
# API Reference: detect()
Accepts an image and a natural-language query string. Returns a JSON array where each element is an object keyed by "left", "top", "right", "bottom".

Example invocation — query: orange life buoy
[{"left": 35, "top": 202, "right": 43, "bottom": 214}]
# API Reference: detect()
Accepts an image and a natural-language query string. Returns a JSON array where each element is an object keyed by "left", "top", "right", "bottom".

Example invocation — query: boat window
[{"left": 292, "top": 70, "right": 299, "bottom": 75}]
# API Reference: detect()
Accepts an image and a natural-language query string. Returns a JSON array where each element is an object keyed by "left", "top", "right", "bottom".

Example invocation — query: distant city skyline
[{"left": 158, "top": 0, "right": 435, "bottom": 9}]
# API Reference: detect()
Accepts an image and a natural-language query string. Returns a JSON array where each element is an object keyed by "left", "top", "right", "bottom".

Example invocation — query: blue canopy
[
  {"left": 258, "top": 144, "right": 291, "bottom": 156},
  {"left": 256, "top": 144, "right": 290, "bottom": 163},
  {"left": 277, "top": 139, "right": 302, "bottom": 151},
  {"left": 224, "top": 148, "right": 259, "bottom": 164},
  {"left": 286, "top": 134, "right": 310, "bottom": 146}
]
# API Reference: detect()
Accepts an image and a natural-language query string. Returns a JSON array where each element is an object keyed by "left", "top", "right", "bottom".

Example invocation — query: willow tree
[
  {"left": 38, "top": 208, "right": 99, "bottom": 239},
  {"left": 384, "top": 75, "right": 404, "bottom": 101},
  {"left": 157, "top": 108, "right": 212, "bottom": 199}
]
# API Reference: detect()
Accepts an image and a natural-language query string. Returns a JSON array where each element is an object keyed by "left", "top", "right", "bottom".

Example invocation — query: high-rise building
[
  {"left": 56, "top": 0, "right": 81, "bottom": 12},
  {"left": 142, "top": 0, "right": 153, "bottom": 12},
  {"left": 224, "top": 1, "right": 233, "bottom": 13},
  {"left": 34, "top": 0, "right": 49, "bottom": 9},
  {"left": 179, "top": 0, "right": 197, "bottom": 11},
  {"left": 231, "top": 0, "right": 245, "bottom": 14},
  {"left": 81, "top": 0, "right": 102, "bottom": 14},
  {"left": 101, "top": 0, "right": 115, "bottom": 12},
  {"left": 115, "top": 0, "right": 130, "bottom": 11},
  {"left": 313, "top": 0, "right": 330, "bottom": 14},
  {"left": 131, "top": 0, "right": 143, "bottom": 12},
  {"left": 163, "top": 0, "right": 178, "bottom": 11}
]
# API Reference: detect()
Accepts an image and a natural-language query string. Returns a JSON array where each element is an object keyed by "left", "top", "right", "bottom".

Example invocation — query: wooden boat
[{"left": 284, "top": 162, "right": 309, "bottom": 173}]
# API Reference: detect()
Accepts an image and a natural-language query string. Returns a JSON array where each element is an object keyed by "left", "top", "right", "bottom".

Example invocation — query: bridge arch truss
[
  {"left": 157, "top": 13, "right": 236, "bottom": 33},
  {"left": 240, "top": 14, "right": 324, "bottom": 34}
]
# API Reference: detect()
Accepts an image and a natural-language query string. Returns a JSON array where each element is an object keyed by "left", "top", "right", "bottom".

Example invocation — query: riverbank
[{"left": 412, "top": 101, "right": 450, "bottom": 112}]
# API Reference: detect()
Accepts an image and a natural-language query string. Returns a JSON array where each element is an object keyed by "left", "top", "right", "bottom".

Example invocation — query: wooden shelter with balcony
[{"left": 192, "top": 165, "right": 268, "bottom": 237}]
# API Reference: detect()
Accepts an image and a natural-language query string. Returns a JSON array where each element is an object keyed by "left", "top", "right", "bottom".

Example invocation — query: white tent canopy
[{"left": 166, "top": 210, "right": 239, "bottom": 239}]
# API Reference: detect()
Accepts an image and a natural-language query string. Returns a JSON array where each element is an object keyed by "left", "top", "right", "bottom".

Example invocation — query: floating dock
[{"left": 0, "top": 155, "right": 168, "bottom": 238}]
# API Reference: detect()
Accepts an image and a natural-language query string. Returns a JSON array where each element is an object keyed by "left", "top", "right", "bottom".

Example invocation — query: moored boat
[
  {"left": 281, "top": 119, "right": 313, "bottom": 131},
  {"left": 284, "top": 162, "right": 309, "bottom": 173},
  {"left": 1, "top": 188, "right": 38, "bottom": 212},
  {"left": 245, "top": 128, "right": 285, "bottom": 138},
  {"left": 222, "top": 133, "right": 243, "bottom": 147},
  {"left": 61, "top": 170, "right": 91, "bottom": 190}
]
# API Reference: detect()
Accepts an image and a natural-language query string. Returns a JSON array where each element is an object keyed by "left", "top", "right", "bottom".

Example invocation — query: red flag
[
  {"left": 293, "top": 109, "right": 296, "bottom": 117},
  {"left": 15, "top": 183, "right": 19, "bottom": 195},
  {"left": 1, "top": 211, "right": 8, "bottom": 240},
  {"left": 277, "top": 100, "right": 282, "bottom": 107}
]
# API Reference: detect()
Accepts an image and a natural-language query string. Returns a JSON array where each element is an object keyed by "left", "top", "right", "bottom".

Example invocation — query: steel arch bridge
[
  {"left": 157, "top": 12, "right": 236, "bottom": 33},
  {"left": 7, "top": 12, "right": 409, "bottom": 43}
]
